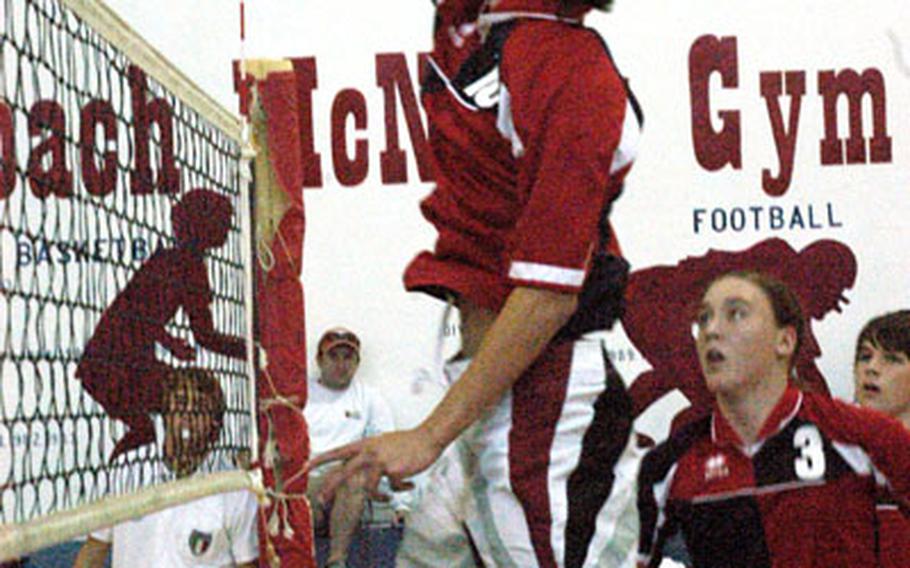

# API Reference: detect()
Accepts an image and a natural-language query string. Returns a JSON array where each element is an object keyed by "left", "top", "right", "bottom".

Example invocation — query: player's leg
[
  {"left": 395, "top": 436, "right": 480, "bottom": 568},
  {"left": 465, "top": 337, "right": 640, "bottom": 568},
  {"left": 396, "top": 359, "right": 481, "bottom": 568}
]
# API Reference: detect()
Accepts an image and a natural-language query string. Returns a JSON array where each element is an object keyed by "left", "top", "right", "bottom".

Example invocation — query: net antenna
[
  {"left": 0, "top": 0, "right": 262, "bottom": 560},
  {"left": 239, "top": 0, "right": 250, "bottom": 147}
]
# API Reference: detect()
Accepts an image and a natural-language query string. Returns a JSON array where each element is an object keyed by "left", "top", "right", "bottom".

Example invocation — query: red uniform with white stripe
[
  {"left": 405, "top": 0, "right": 639, "bottom": 308},
  {"left": 638, "top": 386, "right": 910, "bottom": 568},
  {"left": 402, "top": 2, "right": 642, "bottom": 567},
  {"left": 876, "top": 487, "right": 910, "bottom": 567}
]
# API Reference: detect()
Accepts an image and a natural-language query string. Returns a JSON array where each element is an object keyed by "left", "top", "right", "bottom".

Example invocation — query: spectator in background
[
  {"left": 305, "top": 328, "right": 409, "bottom": 568},
  {"left": 637, "top": 271, "right": 910, "bottom": 567},
  {"left": 853, "top": 310, "right": 910, "bottom": 568},
  {"left": 73, "top": 370, "right": 259, "bottom": 568}
]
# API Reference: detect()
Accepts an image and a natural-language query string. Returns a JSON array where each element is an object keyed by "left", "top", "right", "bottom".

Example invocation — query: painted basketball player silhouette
[
  {"left": 76, "top": 189, "right": 246, "bottom": 461},
  {"left": 623, "top": 237, "right": 856, "bottom": 430}
]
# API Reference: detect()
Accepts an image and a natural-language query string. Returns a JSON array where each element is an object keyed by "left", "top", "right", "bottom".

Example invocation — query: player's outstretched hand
[{"left": 308, "top": 428, "right": 441, "bottom": 504}]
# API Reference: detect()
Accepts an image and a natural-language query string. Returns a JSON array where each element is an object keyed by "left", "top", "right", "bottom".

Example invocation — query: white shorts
[
  {"left": 396, "top": 439, "right": 479, "bottom": 568},
  {"left": 398, "top": 337, "right": 642, "bottom": 568}
]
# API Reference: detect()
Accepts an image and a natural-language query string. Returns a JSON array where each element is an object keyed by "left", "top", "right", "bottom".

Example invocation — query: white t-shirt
[
  {"left": 92, "top": 488, "right": 259, "bottom": 567},
  {"left": 94, "top": 415, "right": 258, "bottom": 567},
  {"left": 305, "top": 376, "right": 411, "bottom": 511},
  {"left": 305, "top": 376, "right": 396, "bottom": 455}
]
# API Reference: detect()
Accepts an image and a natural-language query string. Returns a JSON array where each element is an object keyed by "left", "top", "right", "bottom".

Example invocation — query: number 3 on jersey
[{"left": 793, "top": 424, "right": 826, "bottom": 480}]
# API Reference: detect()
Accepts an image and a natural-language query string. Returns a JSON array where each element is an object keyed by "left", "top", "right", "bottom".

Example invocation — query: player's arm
[
  {"left": 72, "top": 537, "right": 111, "bottom": 568},
  {"left": 422, "top": 286, "right": 577, "bottom": 448}
]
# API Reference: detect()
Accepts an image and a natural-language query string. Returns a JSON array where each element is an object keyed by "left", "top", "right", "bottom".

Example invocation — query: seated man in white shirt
[
  {"left": 73, "top": 369, "right": 259, "bottom": 568},
  {"left": 306, "top": 328, "right": 408, "bottom": 568}
]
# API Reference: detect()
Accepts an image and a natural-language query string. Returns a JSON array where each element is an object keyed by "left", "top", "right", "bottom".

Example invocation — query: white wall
[{"left": 104, "top": 0, "right": 910, "bottom": 440}]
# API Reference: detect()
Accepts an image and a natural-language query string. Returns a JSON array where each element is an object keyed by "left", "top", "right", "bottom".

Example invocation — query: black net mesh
[{"left": 0, "top": 0, "right": 254, "bottom": 524}]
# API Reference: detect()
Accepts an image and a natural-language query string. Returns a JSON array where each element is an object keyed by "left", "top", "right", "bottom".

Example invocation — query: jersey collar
[{"left": 711, "top": 386, "right": 804, "bottom": 453}]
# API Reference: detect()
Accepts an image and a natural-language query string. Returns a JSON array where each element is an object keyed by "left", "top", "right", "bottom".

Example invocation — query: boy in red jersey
[
  {"left": 76, "top": 189, "right": 246, "bottom": 461},
  {"left": 312, "top": 1, "right": 645, "bottom": 566},
  {"left": 853, "top": 310, "right": 910, "bottom": 568},
  {"left": 637, "top": 272, "right": 910, "bottom": 567}
]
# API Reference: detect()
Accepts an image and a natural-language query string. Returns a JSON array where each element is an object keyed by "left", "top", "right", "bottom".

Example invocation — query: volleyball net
[{"left": 0, "top": 0, "right": 259, "bottom": 559}]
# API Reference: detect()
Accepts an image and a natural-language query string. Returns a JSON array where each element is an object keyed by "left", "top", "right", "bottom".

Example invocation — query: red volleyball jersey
[
  {"left": 404, "top": 0, "right": 642, "bottom": 310},
  {"left": 638, "top": 386, "right": 910, "bottom": 568},
  {"left": 876, "top": 487, "right": 910, "bottom": 568}
]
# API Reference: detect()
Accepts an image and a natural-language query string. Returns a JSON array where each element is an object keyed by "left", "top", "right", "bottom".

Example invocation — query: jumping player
[
  {"left": 637, "top": 272, "right": 910, "bottom": 567},
  {"left": 853, "top": 310, "right": 910, "bottom": 568},
  {"left": 76, "top": 188, "right": 246, "bottom": 461},
  {"left": 311, "top": 0, "right": 644, "bottom": 566}
]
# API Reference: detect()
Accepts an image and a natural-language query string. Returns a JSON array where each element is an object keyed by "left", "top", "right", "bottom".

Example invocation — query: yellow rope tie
[{"left": 258, "top": 364, "right": 311, "bottom": 564}]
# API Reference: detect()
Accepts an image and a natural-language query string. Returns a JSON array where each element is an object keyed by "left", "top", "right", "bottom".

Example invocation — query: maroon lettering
[
  {"left": 375, "top": 53, "right": 432, "bottom": 184},
  {"left": 80, "top": 100, "right": 117, "bottom": 197},
  {"left": 128, "top": 65, "right": 180, "bottom": 195},
  {"left": 331, "top": 89, "right": 369, "bottom": 186},
  {"left": 818, "top": 68, "right": 892, "bottom": 165},
  {"left": 760, "top": 71, "right": 806, "bottom": 196},
  {"left": 148, "top": 98, "right": 180, "bottom": 194},
  {"left": 291, "top": 57, "right": 324, "bottom": 188},
  {"left": 0, "top": 102, "right": 15, "bottom": 199},
  {"left": 689, "top": 35, "right": 742, "bottom": 172},
  {"left": 128, "top": 65, "right": 153, "bottom": 195},
  {"left": 27, "top": 101, "right": 73, "bottom": 199}
]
